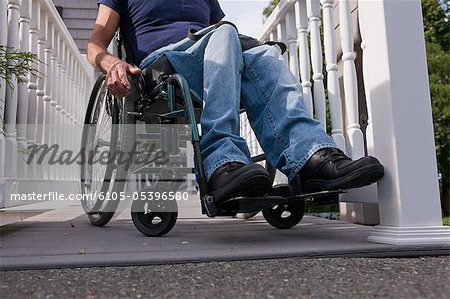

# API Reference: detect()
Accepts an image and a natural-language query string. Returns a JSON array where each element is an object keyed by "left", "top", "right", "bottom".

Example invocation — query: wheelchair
[{"left": 80, "top": 33, "right": 342, "bottom": 237}]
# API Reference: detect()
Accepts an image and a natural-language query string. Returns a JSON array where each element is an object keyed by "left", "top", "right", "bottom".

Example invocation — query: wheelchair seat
[
  {"left": 139, "top": 55, "right": 245, "bottom": 124},
  {"left": 137, "top": 55, "right": 202, "bottom": 123}
]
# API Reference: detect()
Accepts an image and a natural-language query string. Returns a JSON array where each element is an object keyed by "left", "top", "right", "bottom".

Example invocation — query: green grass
[{"left": 443, "top": 216, "right": 450, "bottom": 226}]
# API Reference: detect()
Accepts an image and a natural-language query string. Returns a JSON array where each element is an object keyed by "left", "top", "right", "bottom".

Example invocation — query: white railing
[
  {"left": 250, "top": 0, "right": 449, "bottom": 245},
  {"left": 1, "top": 0, "right": 94, "bottom": 206}
]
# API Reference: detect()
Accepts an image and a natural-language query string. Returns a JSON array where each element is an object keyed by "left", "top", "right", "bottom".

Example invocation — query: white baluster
[
  {"left": 17, "top": 0, "right": 32, "bottom": 178},
  {"left": 64, "top": 46, "right": 72, "bottom": 180},
  {"left": 64, "top": 46, "right": 72, "bottom": 124},
  {"left": 242, "top": 114, "right": 249, "bottom": 153},
  {"left": 338, "top": 0, "right": 364, "bottom": 159},
  {"left": 68, "top": 56, "right": 74, "bottom": 123},
  {"left": 69, "top": 55, "right": 76, "bottom": 180},
  {"left": 285, "top": 9, "right": 299, "bottom": 79},
  {"left": 26, "top": 0, "right": 40, "bottom": 179},
  {"left": 276, "top": 20, "right": 288, "bottom": 64},
  {"left": 295, "top": 0, "right": 313, "bottom": 116},
  {"left": 74, "top": 64, "right": 80, "bottom": 124},
  {"left": 35, "top": 8, "right": 46, "bottom": 179},
  {"left": 56, "top": 38, "right": 65, "bottom": 180},
  {"left": 43, "top": 20, "right": 53, "bottom": 180},
  {"left": 320, "top": 0, "right": 345, "bottom": 151},
  {"left": 5, "top": 0, "right": 21, "bottom": 177},
  {"left": 307, "top": 0, "right": 326, "bottom": 128},
  {"left": 269, "top": 31, "right": 278, "bottom": 45},
  {"left": 68, "top": 55, "right": 73, "bottom": 124},
  {"left": 71, "top": 56, "right": 78, "bottom": 123},
  {"left": 0, "top": 0, "right": 8, "bottom": 177},
  {"left": 52, "top": 32, "right": 61, "bottom": 180}
]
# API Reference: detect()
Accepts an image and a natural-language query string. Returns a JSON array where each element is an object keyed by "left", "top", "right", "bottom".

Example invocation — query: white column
[
  {"left": 16, "top": 0, "right": 32, "bottom": 178},
  {"left": 320, "top": 0, "right": 345, "bottom": 151},
  {"left": 0, "top": 0, "right": 8, "bottom": 177},
  {"left": 285, "top": 9, "right": 299, "bottom": 79},
  {"left": 295, "top": 0, "right": 313, "bottom": 116},
  {"left": 338, "top": 0, "right": 364, "bottom": 159},
  {"left": 4, "top": 0, "right": 21, "bottom": 177},
  {"left": 358, "top": 0, "right": 449, "bottom": 245},
  {"left": 307, "top": 0, "right": 326, "bottom": 128}
]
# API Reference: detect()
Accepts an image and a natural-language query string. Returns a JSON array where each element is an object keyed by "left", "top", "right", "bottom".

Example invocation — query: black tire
[
  {"left": 80, "top": 75, "right": 120, "bottom": 226},
  {"left": 80, "top": 75, "right": 138, "bottom": 226},
  {"left": 262, "top": 200, "right": 305, "bottom": 229},
  {"left": 262, "top": 161, "right": 305, "bottom": 229},
  {"left": 131, "top": 197, "right": 178, "bottom": 237}
]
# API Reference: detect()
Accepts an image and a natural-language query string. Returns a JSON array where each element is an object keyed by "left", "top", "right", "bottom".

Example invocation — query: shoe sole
[
  {"left": 212, "top": 170, "right": 271, "bottom": 203},
  {"left": 302, "top": 164, "right": 384, "bottom": 193}
]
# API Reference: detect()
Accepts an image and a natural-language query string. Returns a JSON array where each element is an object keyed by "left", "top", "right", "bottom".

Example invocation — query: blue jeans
[{"left": 140, "top": 24, "right": 336, "bottom": 182}]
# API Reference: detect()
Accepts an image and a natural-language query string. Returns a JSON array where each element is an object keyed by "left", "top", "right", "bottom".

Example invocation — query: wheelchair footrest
[{"left": 201, "top": 188, "right": 346, "bottom": 217}]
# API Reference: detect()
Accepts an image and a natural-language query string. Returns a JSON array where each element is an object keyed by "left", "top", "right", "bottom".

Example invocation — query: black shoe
[
  {"left": 209, "top": 162, "right": 271, "bottom": 202},
  {"left": 290, "top": 148, "right": 384, "bottom": 194}
]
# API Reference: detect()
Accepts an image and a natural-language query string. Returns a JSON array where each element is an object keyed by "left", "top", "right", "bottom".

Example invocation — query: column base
[
  {"left": 339, "top": 202, "right": 380, "bottom": 225},
  {"left": 368, "top": 225, "right": 450, "bottom": 245}
]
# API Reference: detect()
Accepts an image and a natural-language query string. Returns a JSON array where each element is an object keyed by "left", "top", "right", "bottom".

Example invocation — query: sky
[{"left": 218, "top": 0, "right": 269, "bottom": 37}]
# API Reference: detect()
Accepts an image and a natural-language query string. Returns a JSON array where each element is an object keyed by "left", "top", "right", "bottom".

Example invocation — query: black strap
[
  {"left": 187, "top": 21, "right": 287, "bottom": 55},
  {"left": 289, "top": 176, "right": 302, "bottom": 195},
  {"left": 188, "top": 21, "right": 238, "bottom": 41}
]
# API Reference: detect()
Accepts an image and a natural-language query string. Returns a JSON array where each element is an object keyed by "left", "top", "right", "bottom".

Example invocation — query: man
[{"left": 87, "top": 0, "right": 384, "bottom": 202}]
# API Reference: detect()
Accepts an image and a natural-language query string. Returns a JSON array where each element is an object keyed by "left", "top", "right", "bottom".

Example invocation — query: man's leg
[
  {"left": 241, "top": 45, "right": 383, "bottom": 192},
  {"left": 200, "top": 24, "right": 271, "bottom": 199},
  {"left": 199, "top": 25, "right": 250, "bottom": 178}
]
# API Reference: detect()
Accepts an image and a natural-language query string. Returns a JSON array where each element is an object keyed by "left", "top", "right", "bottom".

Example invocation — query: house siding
[{"left": 52, "top": 0, "right": 98, "bottom": 53}]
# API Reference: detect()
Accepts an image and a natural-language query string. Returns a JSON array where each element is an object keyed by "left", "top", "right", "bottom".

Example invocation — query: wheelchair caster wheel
[
  {"left": 262, "top": 200, "right": 305, "bottom": 229},
  {"left": 131, "top": 199, "right": 178, "bottom": 237}
]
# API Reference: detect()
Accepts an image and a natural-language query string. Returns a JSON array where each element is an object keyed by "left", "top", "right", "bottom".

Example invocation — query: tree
[
  {"left": 0, "top": 45, "right": 40, "bottom": 89},
  {"left": 422, "top": 0, "right": 450, "bottom": 215},
  {"left": 263, "top": 0, "right": 281, "bottom": 19}
]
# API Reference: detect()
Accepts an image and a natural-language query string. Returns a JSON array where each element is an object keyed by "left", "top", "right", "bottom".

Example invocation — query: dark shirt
[{"left": 98, "top": 0, "right": 225, "bottom": 65}]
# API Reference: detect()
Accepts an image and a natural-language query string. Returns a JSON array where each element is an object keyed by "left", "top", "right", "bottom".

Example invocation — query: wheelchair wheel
[
  {"left": 80, "top": 75, "right": 139, "bottom": 226},
  {"left": 80, "top": 75, "right": 121, "bottom": 225},
  {"left": 262, "top": 200, "right": 305, "bottom": 229},
  {"left": 131, "top": 198, "right": 178, "bottom": 237}
]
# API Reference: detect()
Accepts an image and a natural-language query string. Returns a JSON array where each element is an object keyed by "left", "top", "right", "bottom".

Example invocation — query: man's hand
[
  {"left": 106, "top": 60, "right": 141, "bottom": 98},
  {"left": 87, "top": 5, "right": 142, "bottom": 98}
]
